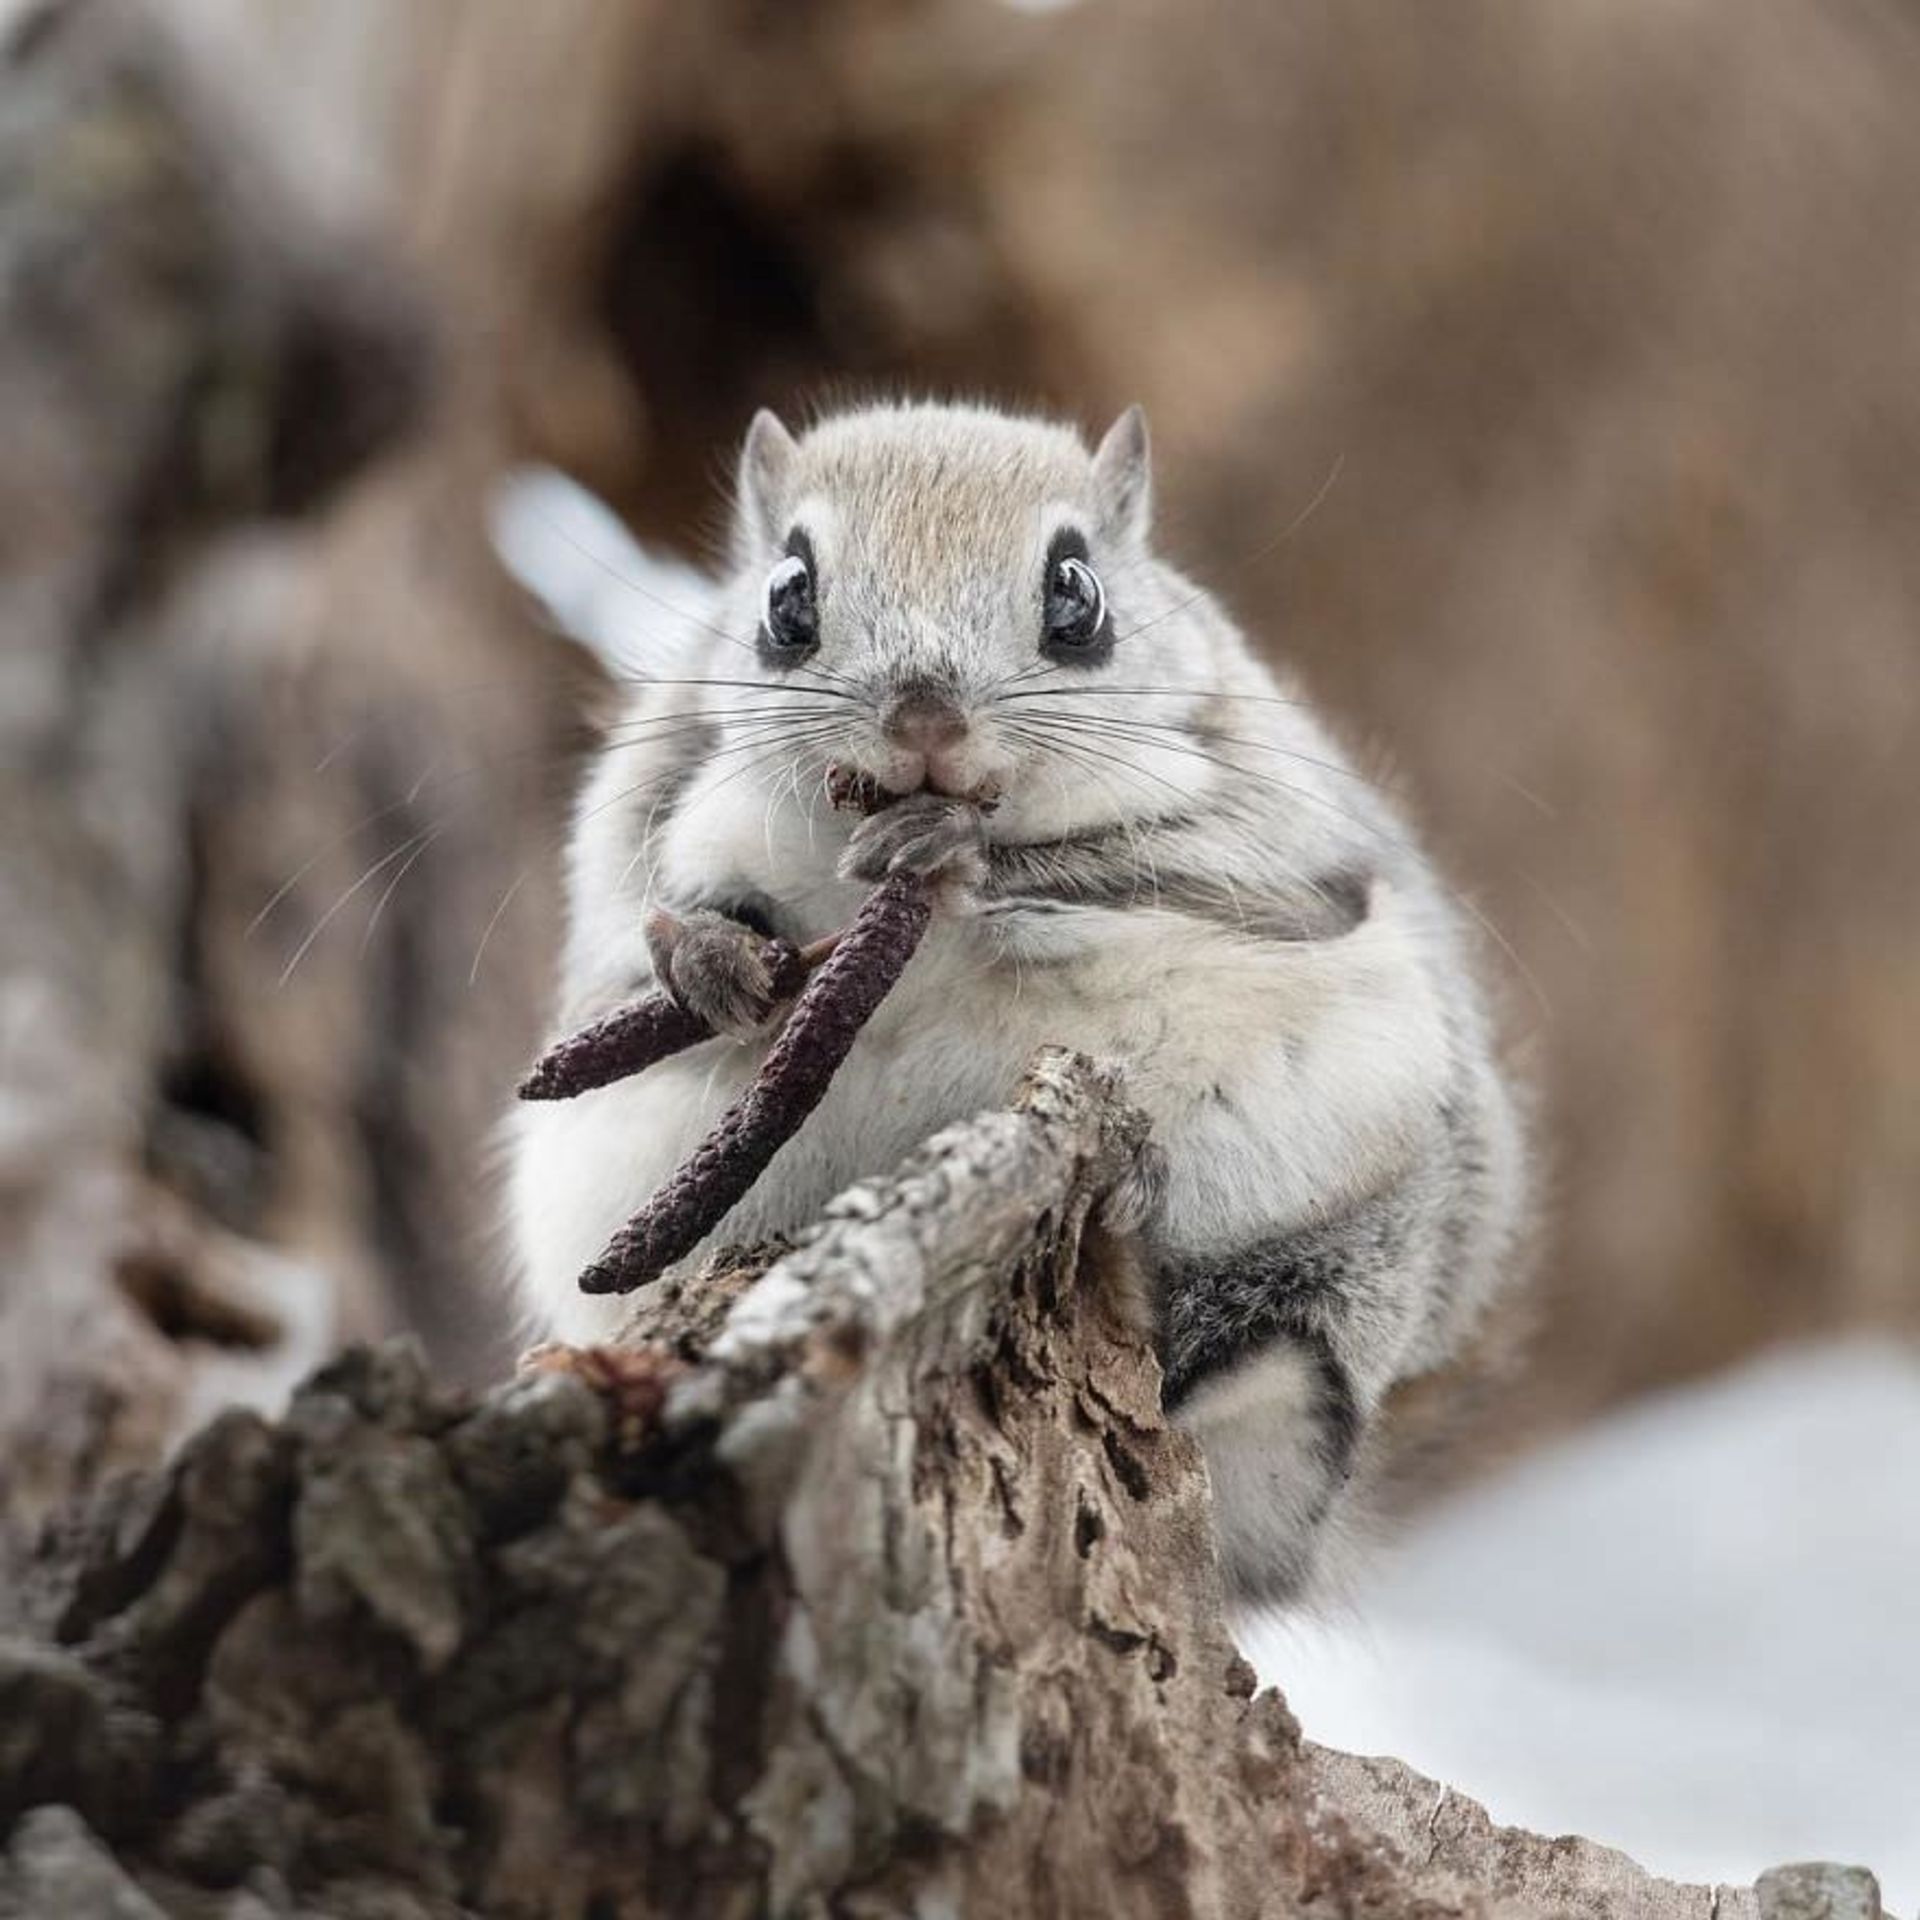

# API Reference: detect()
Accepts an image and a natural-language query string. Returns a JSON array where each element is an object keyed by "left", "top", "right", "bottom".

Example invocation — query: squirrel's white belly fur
[{"left": 513, "top": 873, "right": 1454, "bottom": 1354}]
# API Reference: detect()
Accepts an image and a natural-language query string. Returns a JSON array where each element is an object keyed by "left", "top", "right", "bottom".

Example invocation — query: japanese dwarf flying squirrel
[{"left": 507, "top": 402, "right": 1528, "bottom": 1605}]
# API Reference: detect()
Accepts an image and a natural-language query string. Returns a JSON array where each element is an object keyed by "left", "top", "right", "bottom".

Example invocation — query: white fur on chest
[{"left": 514, "top": 746, "right": 1450, "bottom": 1346}]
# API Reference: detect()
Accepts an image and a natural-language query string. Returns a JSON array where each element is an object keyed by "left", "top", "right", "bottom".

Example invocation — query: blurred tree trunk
[
  {"left": 0, "top": 0, "right": 433, "bottom": 1529},
  {"left": 983, "top": 0, "right": 1920, "bottom": 1429}
]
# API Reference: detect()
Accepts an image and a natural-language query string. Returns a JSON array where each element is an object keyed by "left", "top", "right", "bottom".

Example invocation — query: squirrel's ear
[
  {"left": 736, "top": 408, "right": 799, "bottom": 555},
  {"left": 1091, "top": 404, "right": 1152, "bottom": 544}
]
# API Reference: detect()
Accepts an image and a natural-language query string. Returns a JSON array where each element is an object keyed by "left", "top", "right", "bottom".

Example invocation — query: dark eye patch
[
  {"left": 759, "top": 526, "right": 819, "bottom": 665},
  {"left": 1040, "top": 527, "right": 1113, "bottom": 666}
]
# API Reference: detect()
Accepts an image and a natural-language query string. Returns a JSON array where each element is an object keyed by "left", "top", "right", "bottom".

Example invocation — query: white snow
[
  {"left": 489, "top": 466, "right": 716, "bottom": 683},
  {"left": 1245, "top": 1338, "right": 1920, "bottom": 1912}
]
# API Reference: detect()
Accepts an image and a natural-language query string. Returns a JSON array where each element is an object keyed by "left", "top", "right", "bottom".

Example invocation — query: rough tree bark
[
  {"left": 0, "top": 1051, "right": 1884, "bottom": 1918},
  {"left": 0, "top": 0, "right": 431, "bottom": 1534}
]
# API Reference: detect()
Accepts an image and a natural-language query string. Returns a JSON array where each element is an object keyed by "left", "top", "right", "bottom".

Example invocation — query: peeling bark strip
[
  {"left": 3, "top": 1049, "right": 1853, "bottom": 1919},
  {"left": 578, "top": 870, "right": 932, "bottom": 1293}
]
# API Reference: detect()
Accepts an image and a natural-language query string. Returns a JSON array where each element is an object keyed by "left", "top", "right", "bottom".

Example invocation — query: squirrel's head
[{"left": 720, "top": 401, "right": 1227, "bottom": 835}]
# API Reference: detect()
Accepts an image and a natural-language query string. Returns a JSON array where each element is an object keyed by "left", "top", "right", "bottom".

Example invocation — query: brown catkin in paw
[
  {"left": 578, "top": 870, "right": 932, "bottom": 1294},
  {"left": 517, "top": 942, "right": 807, "bottom": 1101}
]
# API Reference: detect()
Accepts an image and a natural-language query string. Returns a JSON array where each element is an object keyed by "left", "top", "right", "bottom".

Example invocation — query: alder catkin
[
  {"left": 516, "top": 941, "right": 807, "bottom": 1101},
  {"left": 577, "top": 870, "right": 932, "bottom": 1294}
]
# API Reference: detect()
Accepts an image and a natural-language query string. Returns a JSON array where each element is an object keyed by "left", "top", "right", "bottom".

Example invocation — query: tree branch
[{"left": 4, "top": 1048, "right": 1876, "bottom": 1918}]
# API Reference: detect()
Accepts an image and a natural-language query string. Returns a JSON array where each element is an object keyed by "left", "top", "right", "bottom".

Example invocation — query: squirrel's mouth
[
  {"left": 862, "top": 745, "right": 1001, "bottom": 806},
  {"left": 828, "top": 763, "right": 1002, "bottom": 813},
  {"left": 890, "top": 772, "right": 1003, "bottom": 808},
  {"left": 909, "top": 771, "right": 994, "bottom": 802}
]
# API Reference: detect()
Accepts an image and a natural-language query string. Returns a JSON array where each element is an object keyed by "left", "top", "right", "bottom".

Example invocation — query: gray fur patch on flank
[{"left": 1156, "top": 1182, "right": 1420, "bottom": 1408}]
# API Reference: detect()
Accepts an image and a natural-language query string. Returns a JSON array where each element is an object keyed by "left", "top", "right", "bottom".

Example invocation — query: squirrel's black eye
[
  {"left": 760, "top": 533, "right": 818, "bottom": 663},
  {"left": 1040, "top": 533, "right": 1111, "bottom": 664}
]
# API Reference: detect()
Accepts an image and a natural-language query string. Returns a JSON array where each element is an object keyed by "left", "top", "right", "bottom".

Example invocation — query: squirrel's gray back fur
[{"left": 507, "top": 399, "right": 1529, "bottom": 1607}]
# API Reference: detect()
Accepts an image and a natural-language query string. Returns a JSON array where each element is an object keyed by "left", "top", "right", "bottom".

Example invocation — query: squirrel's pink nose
[{"left": 880, "top": 688, "right": 969, "bottom": 752}]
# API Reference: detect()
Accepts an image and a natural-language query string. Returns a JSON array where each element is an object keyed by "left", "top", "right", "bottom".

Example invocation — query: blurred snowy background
[{"left": 1256, "top": 1340, "right": 1920, "bottom": 1906}]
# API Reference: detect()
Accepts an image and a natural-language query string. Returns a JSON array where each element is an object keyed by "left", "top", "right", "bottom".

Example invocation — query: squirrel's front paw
[
  {"left": 646, "top": 909, "right": 796, "bottom": 1037},
  {"left": 838, "top": 793, "right": 989, "bottom": 888}
]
